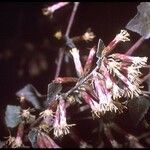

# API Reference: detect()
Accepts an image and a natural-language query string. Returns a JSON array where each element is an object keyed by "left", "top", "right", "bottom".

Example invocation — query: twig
[
  {"left": 54, "top": 2, "right": 80, "bottom": 79},
  {"left": 43, "top": 2, "right": 70, "bottom": 16},
  {"left": 65, "top": 2, "right": 80, "bottom": 37},
  {"left": 64, "top": 66, "right": 98, "bottom": 98},
  {"left": 54, "top": 48, "right": 64, "bottom": 79},
  {"left": 142, "top": 90, "right": 150, "bottom": 95},
  {"left": 143, "top": 65, "right": 150, "bottom": 68},
  {"left": 141, "top": 73, "right": 150, "bottom": 83},
  {"left": 125, "top": 37, "right": 145, "bottom": 55}
]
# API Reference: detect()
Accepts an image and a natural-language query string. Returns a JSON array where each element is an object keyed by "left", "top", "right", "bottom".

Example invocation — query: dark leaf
[
  {"left": 16, "top": 84, "right": 42, "bottom": 109},
  {"left": 65, "top": 36, "right": 76, "bottom": 49},
  {"left": 146, "top": 75, "right": 150, "bottom": 92},
  {"left": 46, "top": 82, "right": 62, "bottom": 103},
  {"left": 96, "top": 39, "right": 105, "bottom": 67},
  {"left": 28, "top": 128, "right": 38, "bottom": 148},
  {"left": 126, "top": 2, "right": 150, "bottom": 39},
  {"left": 5, "top": 105, "right": 22, "bottom": 128},
  {"left": 96, "top": 39, "right": 106, "bottom": 58},
  {"left": 128, "top": 96, "right": 150, "bottom": 126}
]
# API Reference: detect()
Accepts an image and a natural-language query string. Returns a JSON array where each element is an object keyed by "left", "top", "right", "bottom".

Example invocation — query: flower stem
[
  {"left": 54, "top": 3, "right": 80, "bottom": 79},
  {"left": 125, "top": 37, "right": 145, "bottom": 55}
]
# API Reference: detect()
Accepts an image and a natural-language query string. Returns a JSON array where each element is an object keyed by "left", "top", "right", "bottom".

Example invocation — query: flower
[
  {"left": 101, "top": 30, "right": 130, "bottom": 56},
  {"left": 20, "top": 108, "right": 36, "bottom": 124},
  {"left": 111, "top": 82, "right": 124, "bottom": 99},
  {"left": 80, "top": 91, "right": 101, "bottom": 118},
  {"left": 39, "top": 109, "right": 54, "bottom": 119},
  {"left": 82, "top": 29, "right": 95, "bottom": 42},
  {"left": 109, "top": 53, "right": 148, "bottom": 67},
  {"left": 53, "top": 98, "right": 75, "bottom": 137},
  {"left": 70, "top": 48, "right": 83, "bottom": 77},
  {"left": 114, "top": 30, "right": 130, "bottom": 43},
  {"left": 91, "top": 71, "right": 120, "bottom": 114},
  {"left": 106, "top": 53, "right": 147, "bottom": 98},
  {"left": 83, "top": 47, "right": 96, "bottom": 75}
]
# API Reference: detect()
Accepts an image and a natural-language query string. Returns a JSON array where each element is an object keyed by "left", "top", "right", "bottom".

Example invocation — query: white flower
[
  {"left": 111, "top": 82, "right": 124, "bottom": 99},
  {"left": 114, "top": 30, "right": 130, "bottom": 43},
  {"left": 39, "top": 109, "right": 54, "bottom": 119}
]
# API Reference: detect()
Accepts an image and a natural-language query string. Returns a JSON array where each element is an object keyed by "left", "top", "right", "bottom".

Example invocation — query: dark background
[{"left": 0, "top": 2, "right": 150, "bottom": 143}]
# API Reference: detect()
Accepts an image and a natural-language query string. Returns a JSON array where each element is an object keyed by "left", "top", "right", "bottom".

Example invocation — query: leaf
[
  {"left": 46, "top": 82, "right": 62, "bottom": 103},
  {"left": 96, "top": 39, "right": 106, "bottom": 58},
  {"left": 128, "top": 96, "right": 150, "bottom": 126},
  {"left": 28, "top": 128, "right": 38, "bottom": 148},
  {"left": 16, "top": 84, "right": 42, "bottom": 109},
  {"left": 126, "top": 2, "right": 150, "bottom": 39},
  {"left": 5, "top": 105, "right": 22, "bottom": 128},
  {"left": 96, "top": 39, "right": 105, "bottom": 67},
  {"left": 43, "top": 82, "right": 62, "bottom": 108}
]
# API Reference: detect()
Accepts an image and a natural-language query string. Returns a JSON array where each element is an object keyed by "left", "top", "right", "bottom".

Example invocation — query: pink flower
[
  {"left": 106, "top": 56, "right": 144, "bottom": 98},
  {"left": 53, "top": 98, "right": 75, "bottom": 137},
  {"left": 102, "top": 30, "right": 130, "bottom": 56},
  {"left": 91, "top": 71, "right": 119, "bottom": 114},
  {"left": 70, "top": 48, "right": 83, "bottom": 77},
  {"left": 81, "top": 91, "right": 101, "bottom": 118},
  {"left": 83, "top": 47, "right": 96, "bottom": 75},
  {"left": 109, "top": 53, "right": 148, "bottom": 67}
]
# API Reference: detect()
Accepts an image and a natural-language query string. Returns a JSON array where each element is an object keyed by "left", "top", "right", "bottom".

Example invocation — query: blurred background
[{"left": 0, "top": 2, "right": 150, "bottom": 144}]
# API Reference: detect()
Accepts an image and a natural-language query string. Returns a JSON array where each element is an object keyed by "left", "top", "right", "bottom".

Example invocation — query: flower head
[
  {"left": 114, "top": 30, "right": 130, "bottom": 43},
  {"left": 106, "top": 53, "right": 148, "bottom": 99},
  {"left": 82, "top": 29, "right": 95, "bottom": 42},
  {"left": 70, "top": 48, "right": 83, "bottom": 77},
  {"left": 40, "top": 109, "right": 54, "bottom": 119},
  {"left": 81, "top": 91, "right": 101, "bottom": 118},
  {"left": 53, "top": 98, "right": 75, "bottom": 137}
]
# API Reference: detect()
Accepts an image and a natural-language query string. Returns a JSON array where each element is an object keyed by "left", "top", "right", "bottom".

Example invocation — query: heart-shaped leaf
[
  {"left": 128, "top": 96, "right": 150, "bottom": 126},
  {"left": 5, "top": 105, "right": 22, "bottom": 128},
  {"left": 126, "top": 2, "right": 150, "bottom": 39},
  {"left": 16, "top": 84, "right": 42, "bottom": 109}
]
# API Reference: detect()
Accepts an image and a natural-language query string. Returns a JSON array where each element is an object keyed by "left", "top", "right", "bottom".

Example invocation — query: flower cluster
[
  {"left": 45, "top": 30, "right": 148, "bottom": 137},
  {"left": 68, "top": 30, "right": 148, "bottom": 118},
  {"left": 36, "top": 30, "right": 148, "bottom": 138}
]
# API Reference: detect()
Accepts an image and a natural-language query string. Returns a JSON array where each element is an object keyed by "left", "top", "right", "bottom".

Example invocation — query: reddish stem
[
  {"left": 54, "top": 3, "right": 79, "bottom": 79},
  {"left": 125, "top": 37, "right": 145, "bottom": 55},
  {"left": 54, "top": 48, "right": 64, "bottom": 79},
  {"left": 53, "top": 77, "right": 78, "bottom": 83},
  {"left": 83, "top": 47, "right": 96, "bottom": 75},
  {"left": 141, "top": 73, "right": 150, "bottom": 83}
]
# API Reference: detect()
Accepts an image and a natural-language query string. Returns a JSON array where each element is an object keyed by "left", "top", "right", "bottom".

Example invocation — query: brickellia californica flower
[{"left": 2, "top": 2, "right": 150, "bottom": 148}]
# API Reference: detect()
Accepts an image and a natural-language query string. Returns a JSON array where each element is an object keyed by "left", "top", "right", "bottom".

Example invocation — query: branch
[
  {"left": 54, "top": 2, "right": 80, "bottom": 79},
  {"left": 125, "top": 37, "right": 145, "bottom": 55}
]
